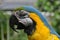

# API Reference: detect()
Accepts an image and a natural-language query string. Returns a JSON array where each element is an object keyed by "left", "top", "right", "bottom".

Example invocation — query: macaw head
[{"left": 9, "top": 9, "right": 36, "bottom": 35}]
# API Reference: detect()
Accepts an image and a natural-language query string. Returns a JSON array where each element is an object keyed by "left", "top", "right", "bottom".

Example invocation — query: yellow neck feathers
[{"left": 28, "top": 13, "right": 59, "bottom": 40}]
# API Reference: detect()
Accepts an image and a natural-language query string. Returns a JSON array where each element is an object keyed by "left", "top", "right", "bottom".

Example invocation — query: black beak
[{"left": 9, "top": 15, "right": 19, "bottom": 32}]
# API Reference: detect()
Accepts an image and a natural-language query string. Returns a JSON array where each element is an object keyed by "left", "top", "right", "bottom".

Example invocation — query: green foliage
[
  {"left": 37, "top": 0, "right": 60, "bottom": 12},
  {"left": 0, "top": 11, "right": 9, "bottom": 40},
  {"left": 37, "top": 0, "right": 60, "bottom": 34}
]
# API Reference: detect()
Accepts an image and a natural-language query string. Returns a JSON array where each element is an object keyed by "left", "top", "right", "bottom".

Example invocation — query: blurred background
[{"left": 0, "top": 0, "right": 60, "bottom": 40}]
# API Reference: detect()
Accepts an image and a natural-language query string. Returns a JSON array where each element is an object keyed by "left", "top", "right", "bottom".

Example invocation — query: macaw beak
[{"left": 9, "top": 15, "right": 19, "bottom": 32}]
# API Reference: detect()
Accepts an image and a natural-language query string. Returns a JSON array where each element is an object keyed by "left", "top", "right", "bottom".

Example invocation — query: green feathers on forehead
[{"left": 14, "top": 7, "right": 24, "bottom": 11}]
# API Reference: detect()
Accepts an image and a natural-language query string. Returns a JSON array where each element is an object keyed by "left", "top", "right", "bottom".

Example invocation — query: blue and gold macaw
[{"left": 9, "top": 6, "right": 60, "bottom": 40}]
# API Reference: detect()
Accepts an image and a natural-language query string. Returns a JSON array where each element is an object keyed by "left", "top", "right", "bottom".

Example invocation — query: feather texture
[{"left": 28, "top": 13, "right": 59, "bottom": 40}]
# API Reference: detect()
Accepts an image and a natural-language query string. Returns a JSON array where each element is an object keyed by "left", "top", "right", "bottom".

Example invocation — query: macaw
[{"left": 9, "top": 6, "right": 60, "bottom": 40}]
